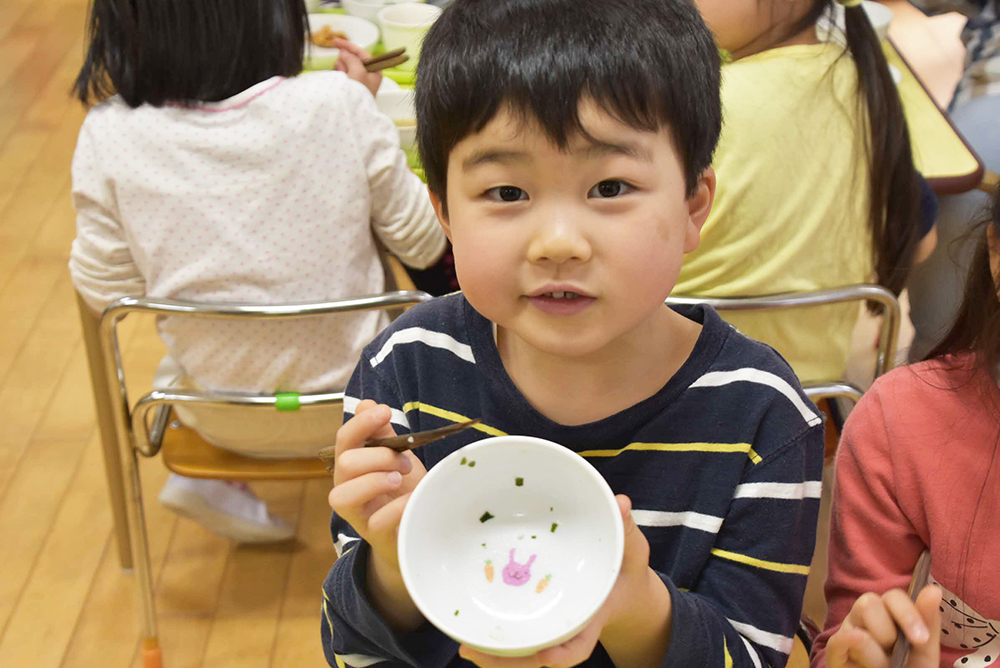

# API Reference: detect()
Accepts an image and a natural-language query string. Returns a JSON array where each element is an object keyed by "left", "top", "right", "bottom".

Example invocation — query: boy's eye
[
  {"left": 588, "top": 180, "right": 632, "bottom": 198},
  {"left": 485, "top": 186, "right": 528, "bottom": 202}
]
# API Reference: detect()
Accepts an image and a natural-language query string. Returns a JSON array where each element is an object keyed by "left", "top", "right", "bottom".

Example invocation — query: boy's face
[{"left": 430, "top": 100, "right": 714, "bottom": 360}]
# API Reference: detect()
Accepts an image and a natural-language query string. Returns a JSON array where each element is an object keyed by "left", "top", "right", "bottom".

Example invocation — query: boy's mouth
[{"left": 526, "top": 287, "right": 596, "bottom": 315}]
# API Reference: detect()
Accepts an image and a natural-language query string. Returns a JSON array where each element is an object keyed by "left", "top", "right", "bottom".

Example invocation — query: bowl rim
[
  {"left": 377, "top": 2, "right": 442, "bottom": 28},
  {"left": 397, "top": 435, "right": 625, "bottom": 655}
]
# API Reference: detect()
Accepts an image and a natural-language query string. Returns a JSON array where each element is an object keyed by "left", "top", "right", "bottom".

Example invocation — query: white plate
[{"left": 305, "top": 14, "right": 380, "bottom": 69}]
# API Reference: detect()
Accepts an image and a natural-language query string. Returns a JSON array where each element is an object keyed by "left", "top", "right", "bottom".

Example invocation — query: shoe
[{"left": 158, "top": 474, "right": 295, "bottom": 543}]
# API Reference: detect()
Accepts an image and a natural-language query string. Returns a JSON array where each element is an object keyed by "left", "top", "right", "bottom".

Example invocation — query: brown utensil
[
  {"left": 317, "top": 418, "right": 482, "bottom": 473},
  {"left": 889, "top": 550, "right": 933, "bottom": 668},
  {"left": 362, "top": 47, "right": 409, "bottom": 72}
]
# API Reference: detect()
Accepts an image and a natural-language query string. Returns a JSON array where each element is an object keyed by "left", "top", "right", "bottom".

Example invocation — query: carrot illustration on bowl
[
  {"left": 484, "top": 559, "right": 494, "bottom": 583},
  {"left": 536, "top": 574, "right": 552, "bottom": 594}
]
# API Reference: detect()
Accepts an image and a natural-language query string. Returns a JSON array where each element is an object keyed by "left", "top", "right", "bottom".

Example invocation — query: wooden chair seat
[{"left": 160, "top": 420, "right": 330, "bottom": 481}]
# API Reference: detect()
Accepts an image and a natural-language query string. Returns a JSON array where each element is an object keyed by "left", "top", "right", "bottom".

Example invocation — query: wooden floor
[{"left": 0, "top": 0, "right": 964, "bottom": 666}]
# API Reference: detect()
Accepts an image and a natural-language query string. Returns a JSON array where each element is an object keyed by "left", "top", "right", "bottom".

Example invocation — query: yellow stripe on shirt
[
  {"left": 578, "top": 442, "right": 753, "bottom": 458},
  {"left": 402, "top": 401, "right": 508, "bottom": 437},
  {"left": 398, "top": 405, "right": 763, "bottom": 463},
  {"left": 321, "top": 598, "right": 346, "bottom": 668},
  {"left": 711, "top": 548, "right": 810, "bottom": 575},
  {"left": 724, "top": 636, "right": 733, "bottom": 668}
]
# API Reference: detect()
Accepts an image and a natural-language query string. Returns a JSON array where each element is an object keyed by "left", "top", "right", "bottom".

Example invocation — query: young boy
[{"left": 322, "top": 1, "right": 824, "bottom": 666}]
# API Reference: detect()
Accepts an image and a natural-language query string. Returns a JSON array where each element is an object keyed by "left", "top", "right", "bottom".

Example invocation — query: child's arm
[
  {"left": 321, "top": 360, "right": 460, "bottom": 668},
  {"left": 69, "top": 119, "right": 146, "bottom": 312},
  {"left": 349, "top": 85, "right": 446, "bottom": 271},
  {"left": 810, "top": 387, "right": 934, "bottom": 667},
  {"left": 654, "top": 426, "right": 825, "bottom": 668}
]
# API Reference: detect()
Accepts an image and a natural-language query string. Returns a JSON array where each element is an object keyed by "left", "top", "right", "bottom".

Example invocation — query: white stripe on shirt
[
  {"left": 369, "top": 327, "right": 475, "bottom": 368},
  {"left": 343, "top": 395, "right": 411, "bottom": 430},
  {"left": 632, "top": 509, "right": 724, "bottom": 534},
  {"left": 728, "top": 618, "right": 794, "bottom": 655},
  {"left": 691, "top": 369, "right": 822, "bottom": 427},
  {"left": 335, "top": 654, "right": 387, "bottom": 667},
  {"left": 739, "top": 633, "right": 764, "bottom": 668},
  {"left": 733, "top": 481, "right": 823, "bottom": 500},
  {"left": 333, "top": 533, "right": 360, "bottom": 559}
]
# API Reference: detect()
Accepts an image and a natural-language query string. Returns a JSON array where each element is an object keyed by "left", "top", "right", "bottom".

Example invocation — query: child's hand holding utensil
[
  {"left": 824, "top": 551, "right": 941, "bottom": 668},
  {"left": 324, "top": 400, "right": 429, "bottom": 629}
]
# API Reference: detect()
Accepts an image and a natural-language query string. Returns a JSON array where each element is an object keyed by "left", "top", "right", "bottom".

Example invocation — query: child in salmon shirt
[{"left": 812, "top": 187, "right": 1000, "bottom": 667}]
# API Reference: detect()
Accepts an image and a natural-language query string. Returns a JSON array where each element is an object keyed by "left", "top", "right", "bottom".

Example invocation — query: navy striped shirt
[{"left": 322, "top": 293, "right": 824, "bottom": 668}]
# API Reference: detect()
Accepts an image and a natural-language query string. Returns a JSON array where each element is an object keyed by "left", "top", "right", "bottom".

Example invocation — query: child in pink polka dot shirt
[{"left": 68, "top": 0, "right": 446, "bottom": 543}]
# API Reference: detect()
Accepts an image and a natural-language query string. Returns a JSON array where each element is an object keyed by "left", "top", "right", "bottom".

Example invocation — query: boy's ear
[
  {"left": 684, "top": 167, "right": 716, "bottom": 254},
  {"left": 428, "top": 186, "right": 453, "bottom": 242}
]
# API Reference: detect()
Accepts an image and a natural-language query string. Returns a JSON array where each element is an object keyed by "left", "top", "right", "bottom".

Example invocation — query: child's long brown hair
[
  {"left": 925, "top": 188, "right": 1000, "bottom": 385},
  {"left": 785, "top": 1, "right": 923, "bottom": 306},
  {"left": 923, "top": 187, "right": 1000, "bottom": 603}
]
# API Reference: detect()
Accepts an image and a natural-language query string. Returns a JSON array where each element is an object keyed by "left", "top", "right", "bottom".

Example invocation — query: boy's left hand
[{"left": 459, "top": 495, "right": 660, "bottom": 668}]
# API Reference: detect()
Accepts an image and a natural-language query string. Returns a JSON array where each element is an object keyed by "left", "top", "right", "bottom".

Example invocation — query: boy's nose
[{"left": 526, "top": 216, "right": 592, "bottom": 265}]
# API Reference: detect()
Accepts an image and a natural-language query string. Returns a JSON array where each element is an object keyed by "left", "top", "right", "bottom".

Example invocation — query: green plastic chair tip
[{"left": 275, "top": 393, "right": 301, "bottom": 412}]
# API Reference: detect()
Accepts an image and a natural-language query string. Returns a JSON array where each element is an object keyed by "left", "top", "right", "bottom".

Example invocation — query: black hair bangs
[{"left": 416, "top": 0, "right": 722, "bottom": 205}]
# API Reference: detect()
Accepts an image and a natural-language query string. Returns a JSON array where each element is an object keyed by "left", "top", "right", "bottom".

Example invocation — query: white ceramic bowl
[
  {"left": 342, "top": 0, "right": 386, "bottom": 25},
  {"left": 377, "top": 3, "right": 442, "bottom": 72},
  {"left": 305, "top": 14, "right": 380, "bottom": 70},
  {"left": 340, "top": 0, "right": 428, "bottom": 28},
  {"left": 375, "top": 88, "right": 416, "bottom": 150},
  {"left": 817, "top": 1, "right": 893, "bottom": 44},
  {"left": 398, "top": 436, "right": 625, "bottom": 657}
]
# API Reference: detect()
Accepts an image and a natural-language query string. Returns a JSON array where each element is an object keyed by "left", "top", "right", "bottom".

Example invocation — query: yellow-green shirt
[{"left": 676, "top": 44, "right": 872, "bottom": 383}]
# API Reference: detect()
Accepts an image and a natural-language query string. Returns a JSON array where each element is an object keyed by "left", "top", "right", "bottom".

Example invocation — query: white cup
[
  {"left": 377, "top": 3, "right": 442, "bottom": 71},
  {"left": 342, "top": 0, "right": 386, "bottom": 25}
]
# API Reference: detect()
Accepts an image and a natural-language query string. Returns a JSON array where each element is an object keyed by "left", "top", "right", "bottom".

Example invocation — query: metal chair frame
[
  {"left": 666, "top": 283, "right": 901, "bottom": 405},
  {"left": 81, "top": 290, "right": 432, "bottom": 667},
  {"left": 80, "top": 284, "right": 898, "bottom": 664}
]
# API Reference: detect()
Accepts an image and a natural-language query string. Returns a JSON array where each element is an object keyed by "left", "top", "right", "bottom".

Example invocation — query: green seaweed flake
[
  {"left": 550, "top": 522, "right": 558, "bottom": 533},
  {"left": 454, "top": 610, "right": 460, "bottom": 616},
  {"left": 515, "top": 477, "right": 524, "bottom": 486},
  {"left": 468, "top": 460, "right": 476, "bottom": 467},
  {"left": 479, "top": 511, "right": 495, "bottom": 523},
  {"left": 460, "top": 457, "right": 467, "bottom": 465}
]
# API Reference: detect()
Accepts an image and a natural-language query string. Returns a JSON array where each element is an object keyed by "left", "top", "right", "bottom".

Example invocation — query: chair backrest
[
  {"left": 98, "top": 291, "right": 434, "bottom": 458},
  {"left": 665, "top": 284, "right": 901, "bottom": 403}
]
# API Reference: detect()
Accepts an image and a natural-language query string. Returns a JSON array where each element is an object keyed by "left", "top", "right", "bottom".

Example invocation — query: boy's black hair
[
  {"left": 74, "top": 0, "right": 309, "bottom": 108},
  {"left": 415, "top": 0, "right": 722, "bottom": 213}
]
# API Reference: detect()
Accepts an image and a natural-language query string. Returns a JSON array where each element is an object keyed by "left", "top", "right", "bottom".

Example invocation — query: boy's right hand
[
  {"left": 824, "top": 585, "right": 942, "bottom": 668},
  {"left": 328, "top": 400, "right": 426, "bottom": 574}
]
